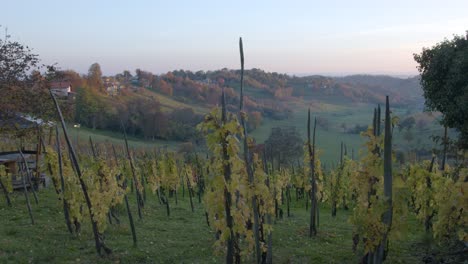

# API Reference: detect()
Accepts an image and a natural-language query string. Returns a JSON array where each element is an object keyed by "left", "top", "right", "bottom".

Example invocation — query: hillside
[
  {"left": 66, "top": 67, "right": 428, "bottom": 155},
  {"left": 122, "top": 68, "right": 425, "bottom": 119},
  {"left": 162, "top": 69, "right": 423, "bottom": 106},
  {"left": 334, "top": 74, "right": 423, "bottom": 105}
]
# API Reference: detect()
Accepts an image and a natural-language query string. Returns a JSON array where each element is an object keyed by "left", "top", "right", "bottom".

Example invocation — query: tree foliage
[
  {"left": 0, "top": 30, "right": 39, "bottom": 85},
  {"left": 87, "top": 63, "right": 103, "bottom": 91},
  {"left": 414, "top": 32, "right": 468, "bottom": 147},
  {"left": 264, "top": 126, "right": 303, "bottom": 168},
  {"left": 0, "top": 27, "right": 59, "bottom": 130}
]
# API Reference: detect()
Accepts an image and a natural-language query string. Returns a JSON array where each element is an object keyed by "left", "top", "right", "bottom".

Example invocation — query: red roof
[{"left": 50, "top": 81, "right": 71, "bottom": 89}]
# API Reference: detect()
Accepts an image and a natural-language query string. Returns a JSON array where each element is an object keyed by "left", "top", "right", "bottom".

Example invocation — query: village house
[
  {"left": 104, "top": 79, "right": 120, "bottom": 96},
  {"left": 50, "top": 81, "right": 72, "bottom": 98}
]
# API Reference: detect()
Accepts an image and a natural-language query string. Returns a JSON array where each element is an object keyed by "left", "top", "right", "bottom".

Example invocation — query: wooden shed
[{"left": 0, "top": 150, "right": 44, "bottom": 190}]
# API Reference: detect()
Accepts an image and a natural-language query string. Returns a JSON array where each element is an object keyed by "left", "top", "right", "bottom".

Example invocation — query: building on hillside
[
  {"left": 104, "top": 80, "right": 120, "bottom": 96},
  {"left": 50, "top": 81, "right": 72, "bottom": 97}
]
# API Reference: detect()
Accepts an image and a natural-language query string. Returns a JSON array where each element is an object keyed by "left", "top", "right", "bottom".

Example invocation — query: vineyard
[{"left": 0, "top": 39, "right": 467, "bottom": 264}]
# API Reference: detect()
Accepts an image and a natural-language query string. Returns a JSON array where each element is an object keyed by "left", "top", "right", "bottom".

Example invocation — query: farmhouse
[{"left": 50, "top": 81, "right": 72, "bottom": 98}]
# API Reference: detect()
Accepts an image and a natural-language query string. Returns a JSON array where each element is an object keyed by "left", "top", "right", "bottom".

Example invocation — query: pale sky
[{"left": 2, "top": 0, "right": 468, "bottom": 76}]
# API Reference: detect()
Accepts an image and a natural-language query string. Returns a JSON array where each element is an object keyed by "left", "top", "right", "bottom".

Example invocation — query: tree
[
  {"left": 123, "top": 70, "right": 132, "bottom": 80},
  {"left": 247, "top": 111, "right": 262, "bottom": 130},
  {"left": 75, "top": 86, "right": 101, "bottom": 129},
  {"left": 153, "top": 78, "right": 173, "bottom": 96},
  {"left": 87, "top": 63, "right": 103, "bottom": 91},
  {"left": 0, "top": 28, "right": 39, "bottom": 86},
  {"left": 0, "top": 26, "right": 56, "bottom": 123},
  {"left": 136, "top": 68, "right": 154, "bottom": 88},
  {"left": 264, "top": 126, "right": 303, "bottom": 168},
  {"left": 168, "top": 108, "right": 202, "bottom": 141},
  {"left": 56, "top": 70, "right": 84, "bottom": 89},
  {"left": 414, "top": 32, "right": 468, "bottom": 147}
]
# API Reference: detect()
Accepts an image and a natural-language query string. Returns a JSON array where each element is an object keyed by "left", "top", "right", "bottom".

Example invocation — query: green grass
[
  {"left": 66, "top": 125, "right": 181, "bottom": 151},
  {"left": 142, "top": 90, "right": 209, "bottom": 115},
  {"left": 250, "top": 100, "right": 448, "bottom": 165},
  {"left": 0, "top": 186, "right": 434, "bottom": 263}
]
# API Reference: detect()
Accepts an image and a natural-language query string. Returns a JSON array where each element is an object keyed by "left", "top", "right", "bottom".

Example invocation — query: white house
[{"left": 50, "top": 81, "right": 72, "bottom": 97}]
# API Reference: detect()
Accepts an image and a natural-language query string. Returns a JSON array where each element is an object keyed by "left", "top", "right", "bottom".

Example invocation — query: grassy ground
[
  {"left": 0, "top": 186, "right": 434, "bottom": 263},
  {"left": 140, "top": 89, "right": 209, "bottom": 115},
  {"left": 66, "top": 125, "right": 179, "bottom": 151},
  {"left": 250, "top": 100, "right": 449, "bottom": 165}
]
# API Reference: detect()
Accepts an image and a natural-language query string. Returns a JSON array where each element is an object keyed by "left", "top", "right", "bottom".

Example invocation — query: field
[
  {"left": 68, "top": 96, "right": 450, "bottom": 166},
  {"left": 0, "top": 186, "right": 430, "bottom": 263},
  {"left": 67, "top": 126, "right": 177, "bottom": 151},
  {"left": 250, "top": 99, "right": 448, "bottom": 165}
]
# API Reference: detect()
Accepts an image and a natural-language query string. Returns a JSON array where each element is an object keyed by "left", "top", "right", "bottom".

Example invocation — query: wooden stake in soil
[
  {"left": 238, "top": 37, "right": 263, "bottom": 263},
  {"left": 112, "top": 144, "right": 137, "bottom": 247},
  {"left": 50, "top": 90, "right": 111, "bottom": 256},
  {"left": 20, "top": 151, "right": 38, "bottom": 205},
  {"left": 55, "top": 126, "right": 74, "bottom": 234},
  {"left": 307, "top": 110, "right": 318, "bottom": 237},
  {"left": 120, "top": 121, "right": 144, "bottom": 220},
  {"left": 0, "top": 174, "right": 12, "bottom": 207},
  {"left": 374, "top": 96, "right": 393, "bottom": 263},
  {"left": 18, "top": 150, "right": 35, "bottom": 225},
  {"left": 185, "top": 166, "right": 195, "bottom": 212}
]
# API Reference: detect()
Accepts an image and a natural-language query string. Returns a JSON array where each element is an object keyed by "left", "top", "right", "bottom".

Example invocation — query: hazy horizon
[{"left": 3, "top": 0, "right": 467, "bottom": 76}]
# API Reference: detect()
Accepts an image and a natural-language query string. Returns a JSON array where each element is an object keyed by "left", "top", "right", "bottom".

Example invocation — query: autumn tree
[
  {"left": 0, "top": 26, "right": 56, "bottom": 123},
  {"left": 56, "top": 70, "right": 84, "bottom": 89},
  {"left": 0, "top": 29, "right": 39, "bottom": 86},
  {"left": 123, "top": 96, "right": 167, "bottom": 139},
  {"left": 136, "top": 68, "right": 154, "bottom": 88},
  {"left": 87, "top": 63, "right": 103, "bottom": 91},
  {"left": 115, "top": 70, "right": 132, "bottom": 84},
  {"left": 75, "top": 86, "right": 102, "bottom": 129},
  {"left": 152, "top": 78, "right": 173, "bottom": 96},
  {"left": 247, "top": 111, "right": 262, "bottom": 130}
]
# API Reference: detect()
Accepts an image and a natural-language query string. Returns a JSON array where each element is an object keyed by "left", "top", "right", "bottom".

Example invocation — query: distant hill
[
  {"left": 160, "top": 68, "right": 423, "bottom": 107},
  {"left": 334, "top": 74, "right": 423, "bottom": 104},
  {"left": 68, "top": 67, "right": 425, "bottom": 143}
]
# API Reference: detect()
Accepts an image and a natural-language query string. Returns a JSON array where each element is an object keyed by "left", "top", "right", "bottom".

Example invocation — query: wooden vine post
[
  {"left": 307, "top": 109, "right": 318, "bottom": 237},
  {"left": 50, "top": 90, "right": 111, "bottom": 256}
]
